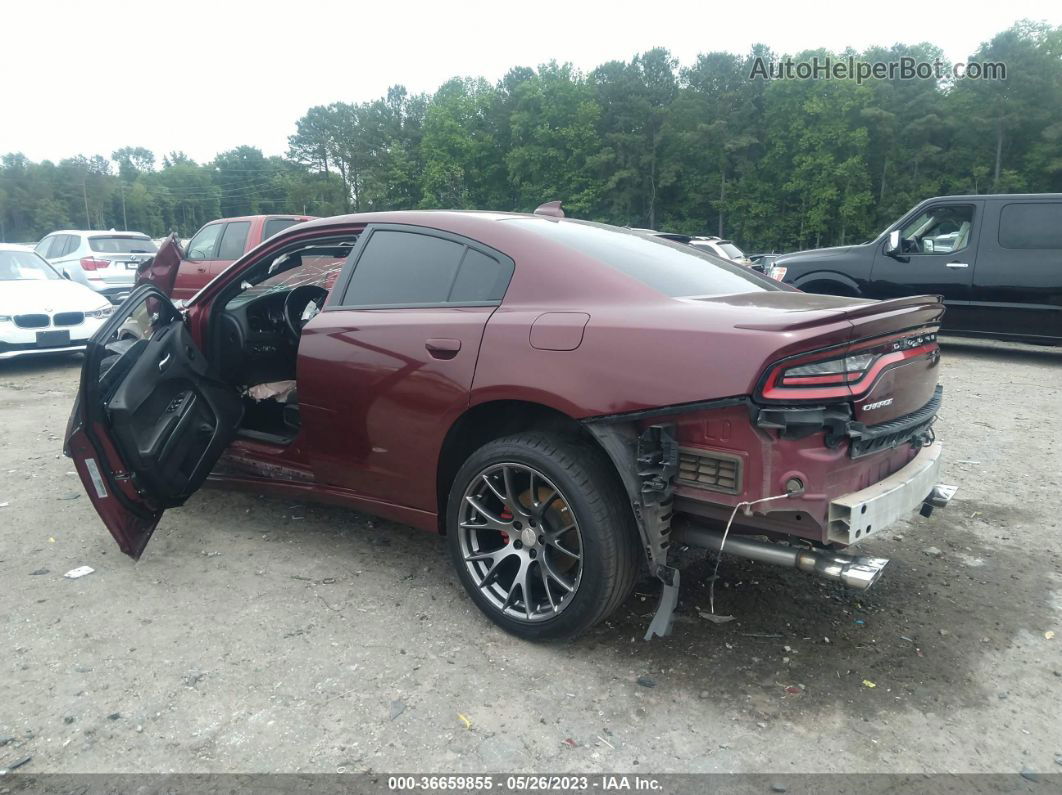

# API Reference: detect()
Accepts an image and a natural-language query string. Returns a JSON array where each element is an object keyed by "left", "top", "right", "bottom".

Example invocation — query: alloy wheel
[{"left": 457, "top": 462, "right": 584, "bottom": 622}]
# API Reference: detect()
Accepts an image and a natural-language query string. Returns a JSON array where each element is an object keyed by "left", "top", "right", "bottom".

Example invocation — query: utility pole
[
  {"left": 120, "top": 182, "right": 128, "bottom": 230},
  {"left": 82, "top": 179, "right": 90, "bottom": 228}
]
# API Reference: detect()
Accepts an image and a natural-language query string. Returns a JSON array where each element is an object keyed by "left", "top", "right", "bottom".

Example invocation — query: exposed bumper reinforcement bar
[
  {"left": 672, "top": 522, "right": 891, "bottom": 591},
  {"left": 827, "top": 440, "right": 945, "bottom": 545}
]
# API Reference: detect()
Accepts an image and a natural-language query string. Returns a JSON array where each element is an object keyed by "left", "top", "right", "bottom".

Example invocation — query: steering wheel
[{"left": 283, "top": 285, "right": 329, "bottom": 341}]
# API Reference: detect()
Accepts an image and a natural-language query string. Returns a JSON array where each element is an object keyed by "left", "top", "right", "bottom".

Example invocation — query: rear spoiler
[{"left": 734, "top": 295, "right": 944, "bottom": 333}]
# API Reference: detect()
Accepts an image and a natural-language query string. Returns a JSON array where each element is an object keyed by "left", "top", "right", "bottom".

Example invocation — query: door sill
[{"left": 236, "top": 427, "right": 297, "bottom": 446}]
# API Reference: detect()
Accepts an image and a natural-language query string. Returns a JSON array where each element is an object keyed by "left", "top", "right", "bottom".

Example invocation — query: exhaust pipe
[{"left": 673, "top": 522, "right": 890, "bottom": 591}]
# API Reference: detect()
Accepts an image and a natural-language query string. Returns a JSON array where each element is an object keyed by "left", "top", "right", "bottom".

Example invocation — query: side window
[
  {"left": 45, "top": 235, "right": 66, "bottom": 258},
  {"left": 186, "top": 223, "right": 223, "bottom": 260},
  {"left": 61, "top": 235, "right": 81, "bottom": 257},
  {"left": 449, "top": 248, "right": 512, "bottom": 302},
  {"left": 900, "top": 205, "right": 974, "bottom": 255},
  {"left": 263, "top": 218, "right": 300, "bottom": 239},
  {"left": 342, "top": 230, "right": 466, "bottom": 306},
  {"left": 35, "top": 236, "right": 54, "bottom": 257},
  {"left": 217, "top": 221, "right": 251, "bottom": 260},
  {"left": 999, "top": 203, "right": 1062, "bottom": 250}
]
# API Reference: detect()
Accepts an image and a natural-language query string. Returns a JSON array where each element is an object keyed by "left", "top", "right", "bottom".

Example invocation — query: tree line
[{"left": 1, "top": 21, "right": 1059, "bottom": 253}]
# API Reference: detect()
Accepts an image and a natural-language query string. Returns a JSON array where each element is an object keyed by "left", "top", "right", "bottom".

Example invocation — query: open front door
[
  {"left": 136, "top": 234, "right": 184, "bottom": 298},
  {"left": 64, "top": 284, "right": 243, "bottom": 559}
]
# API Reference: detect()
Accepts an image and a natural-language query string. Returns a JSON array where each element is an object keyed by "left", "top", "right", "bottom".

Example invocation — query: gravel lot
[{"left": 1, "top": 338, "right": 1060, "bottom": 776}]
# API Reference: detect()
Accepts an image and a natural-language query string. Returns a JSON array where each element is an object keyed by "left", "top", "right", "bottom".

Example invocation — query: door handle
[
  {"left": 945, "top": 262, "right": 969, "bottom": 268},
  {"left": 196, "top": 266, "right": 208, "bottom": 273},
  {"left": 425, "top": 338, "right": 461, "bottom": 359},
  {"left": 158, "top": 353, "right": 171, "bottom": 372}
]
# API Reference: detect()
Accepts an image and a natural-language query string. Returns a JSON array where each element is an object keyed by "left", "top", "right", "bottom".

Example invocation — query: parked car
[
  {"left": 769, "top": 193, "right": 1062, "bottom": 344},
  {"left": 171, "top": 215, "right": 315, "bottom": 300},
  {"left": 632, "top": 230, "right": 756, "bottom": 268},
  {"left": 0, "top": 245, "right": 115, "bottom": 360},
  {"left": 749, "top": 253, "right": 781, "bottom": 273},
  {"left": 65, "top": 207, "right": 953, "bottom": 641},
  {"left": 35, "top": 231, "right": 157, "bottom": 304},
  {"left": 687, "top": 235, "right": 752, "bottom": 265}
]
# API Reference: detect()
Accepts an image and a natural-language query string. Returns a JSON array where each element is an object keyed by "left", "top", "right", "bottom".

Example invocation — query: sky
[{"left": 3, "top": 0, "right": 1060, "bottom": 165}]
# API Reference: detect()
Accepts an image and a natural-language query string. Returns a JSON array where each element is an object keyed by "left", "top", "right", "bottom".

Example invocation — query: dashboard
[{"left": 215, "top": 288, "right": 298, "bottom": 386}]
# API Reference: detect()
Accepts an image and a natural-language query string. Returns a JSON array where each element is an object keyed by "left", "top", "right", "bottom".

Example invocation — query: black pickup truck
[{"left": 770, "top": 194, "right": 1062, "bottom": 345}]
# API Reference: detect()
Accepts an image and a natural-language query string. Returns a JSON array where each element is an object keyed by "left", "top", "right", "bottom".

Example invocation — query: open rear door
[{"left": 64, "top": 284, "right": 243, "bottom": 559}]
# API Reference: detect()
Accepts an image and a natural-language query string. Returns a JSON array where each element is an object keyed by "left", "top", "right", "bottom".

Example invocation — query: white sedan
[{"left": 0, "top": 245, "right": 116, "bottom": 360}]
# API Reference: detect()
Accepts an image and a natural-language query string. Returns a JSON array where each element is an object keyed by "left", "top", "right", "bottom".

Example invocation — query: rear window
[
  {"left": 717, "top": 242, "right": 745, "bottom": 259},
  {"left": 998, "top": 203, "right": 1062, "bottom": 249},
  {"left": 508, "top": 219, "right": 772, "bottom": 297},
  {"left": 89, "top": 236, "right": 156, "bottom": 254},
  {"left": 263, "top": 218, "right": 302, "bottom": 239},
  {"left": 343, "top": 230, "right": 466, "bottom": 306}
]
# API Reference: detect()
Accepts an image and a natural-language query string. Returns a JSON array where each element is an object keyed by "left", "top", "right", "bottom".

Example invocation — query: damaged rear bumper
[{"left": 826, "top": 439, "right": 948, "bottom": 545}]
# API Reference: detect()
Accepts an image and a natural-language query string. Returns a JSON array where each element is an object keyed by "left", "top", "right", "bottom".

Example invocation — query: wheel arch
[
  {"left": 792, "top": 271, "right": 863, "bottom": 297},
  {"left": 435, "top": 399, "right": 619, "bottom": 533}
]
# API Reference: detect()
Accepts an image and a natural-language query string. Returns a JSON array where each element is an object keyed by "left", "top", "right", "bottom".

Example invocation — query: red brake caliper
[{"left": 499, "top": 509, "right": 512, "bottom": 543}]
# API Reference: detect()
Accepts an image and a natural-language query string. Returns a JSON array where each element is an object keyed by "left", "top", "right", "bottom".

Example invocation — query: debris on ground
[
  {"left": 63, "top": 566, "right": 94, "bottom": 579},
  {"left": 563, "top": 738, "right": 577, "bottom": 748},
  {"left": 457, "top": 713, "right": 472, "bottom": 730},
  {"left": 0, "top": 756, "right": 32, "bottom": 774},
  {"left": 389, "top": 700, "right": 406, "bottom": 720},
  {"left": 698, "top": 611, "right": 735, "bottom": 623},
  {"left": 862, "top": 680, "right": 877, "bottom": 688},
  {"left": 636, "top": 675, "right": 656, "bottom": 688}
]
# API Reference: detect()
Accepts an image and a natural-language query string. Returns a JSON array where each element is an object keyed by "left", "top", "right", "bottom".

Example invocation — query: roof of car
[
  {"left": 199, "top": 214, "right": 317, "bottom": 224},
  {"left": 922, "top": 193, "right": 1062, "bottom": 202},
  {"left": 46, "top": 230, "right": 153, "bottom": 237},
  {"left": 0, "top": 243, "right": 36, "bottom": 252},
  {"left": 297, "top": 209, "right": 529, "bottom": 229}
]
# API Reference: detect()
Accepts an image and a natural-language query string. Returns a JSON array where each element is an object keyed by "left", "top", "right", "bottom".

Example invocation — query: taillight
[
  {"left": 759, "top": 332, "right": 938, "bottom": 402},
  {"left": 768, "top": 265, "right": 787, "bottom": 281},
  {"left": 80, "top": 257, "right": 110, "bottom": 271}
]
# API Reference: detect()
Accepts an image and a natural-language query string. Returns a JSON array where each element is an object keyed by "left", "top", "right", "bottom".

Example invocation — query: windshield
[
  {"left": 89, "top": 236, "right": 157, "bottom": 254},
  {"left": 508, "top": 219, "right": 773, "bottom": 297},
  {"left": 0, "top": 250, "right": 60, "bottom": 280}
]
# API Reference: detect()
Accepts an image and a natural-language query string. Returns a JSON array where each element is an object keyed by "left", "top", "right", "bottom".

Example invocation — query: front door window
[{"left": 900, "top": 205, "right": 974, "bottom": 255}]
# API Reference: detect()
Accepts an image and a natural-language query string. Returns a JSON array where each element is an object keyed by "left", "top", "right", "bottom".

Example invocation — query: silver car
[{"left": 35, "top": 231, "right": 157, "bottom": 304}]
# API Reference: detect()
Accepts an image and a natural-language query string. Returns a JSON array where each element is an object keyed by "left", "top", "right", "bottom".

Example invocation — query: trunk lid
[{"left": 711, "top": 293, "right": 945, "bottom": 426}]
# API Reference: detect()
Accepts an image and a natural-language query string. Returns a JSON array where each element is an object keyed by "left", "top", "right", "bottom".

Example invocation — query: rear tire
[{"left": 446, "top": 432, "right": 640, "bottom": 641}]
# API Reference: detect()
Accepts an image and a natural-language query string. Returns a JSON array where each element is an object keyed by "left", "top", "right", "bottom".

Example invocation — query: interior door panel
[{"left": 105, "top": 319, "right": 243, "bottom": 507}]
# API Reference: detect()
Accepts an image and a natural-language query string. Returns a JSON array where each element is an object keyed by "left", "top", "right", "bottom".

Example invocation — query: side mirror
[
  {"left": 885, "top": 230, "right": 901, "bottom": 256},
  {"left": 62, "top": 271, "right": 71, "bottom": 280}
]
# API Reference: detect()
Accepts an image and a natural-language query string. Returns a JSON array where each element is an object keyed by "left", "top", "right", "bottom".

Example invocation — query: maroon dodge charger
[{"left": 65, "top": 205, "right": 953, "bottom": 640}]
